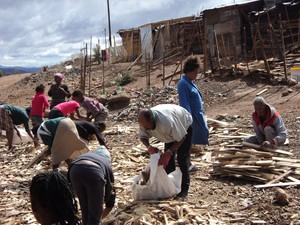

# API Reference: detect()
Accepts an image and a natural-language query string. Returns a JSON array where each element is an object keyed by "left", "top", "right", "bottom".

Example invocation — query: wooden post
[
  {"left": 80, "top": 50, "right": 83, "bottom": 90},
  {"left": 279, "top": 14, "right": 288, "bottom": 81},
  {"left": 83, "top": 44, "right": 88, "bottom": 94},
  {"left": 213, "top": 30, "right": 222, "bottom": 74},
  {"left": 267, "top": 12, "right": 276, "bottom": 57},
  {"left": 284, "top": 4, "right": 295, "bottom": 48},
  {"left": 89, "top": 35, "right": 92, "bottom": 96},
  {"left": 102, "top": 58, "right": 105, "bottom": 94},
  {"left": 269, "top": 24, "right": 284, "bottom": 59},
  {"left": 162, "top": 50, "right": 165, "bottom": 86},
  {"left": 298, "top": 12, "right": 300, "bottom": 49},
  {"left": 221, "top": 34, "right": 230, "bottom": 66},
  {"left": 255, "top": 23, "right": 271, "bottom": 79},
  {"left": 231, "top": 28, "right": 237, "bottom": 71},
  {"left": 243, "top": 27, "right": 250, "bottom": 75},
  {"left": 203, "top": 19, "right": 208, "bottom": 73}
]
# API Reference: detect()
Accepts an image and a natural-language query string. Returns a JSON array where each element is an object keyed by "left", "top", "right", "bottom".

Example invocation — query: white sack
[{"left": 132, "top": 153, "right": 182, "bottom": 200}]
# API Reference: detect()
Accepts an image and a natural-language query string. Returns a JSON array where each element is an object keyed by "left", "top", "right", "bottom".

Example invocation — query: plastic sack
[
  {"left": 132, "top": 153, "right": 182, "bottom": 200},
  {"left": 12, "top": 128, "right": 31, "bottom": 145}
]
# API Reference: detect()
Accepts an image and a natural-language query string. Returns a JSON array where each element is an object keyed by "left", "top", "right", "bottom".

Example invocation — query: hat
[
  {"left": 253, "top": 96, "right": 266, "bottom": 106},
  {"left": 54, "top": 73, "right": 64, "bottom": 80},
  {"left": 93, "top": 146, "right": 111, "bottom": 163}
]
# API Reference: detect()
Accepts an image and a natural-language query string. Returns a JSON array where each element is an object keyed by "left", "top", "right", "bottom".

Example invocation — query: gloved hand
[
  {"left": 147, "top": 145, "right": 159, "bottom": 155},
  {"left": 261, "top": 141, "right": 271, "bottom": 148},
  {"left": 158, "top": 151, "right": 172, "bottom": 168}
]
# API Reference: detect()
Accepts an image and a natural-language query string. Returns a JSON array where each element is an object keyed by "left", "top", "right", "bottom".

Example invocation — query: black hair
[
  {"left": 144, "top": 109, "right": 154, "bottom": 120},
  {"left": 94, "top": 121, "right": 106, "bottom": 133},
  {"left": 183, "top": 56, "right": 200, "bottom": 74},
  {"left": 30, "top": 171, "right": 81, "bottom": 225},
  {"left": 72, "top": 89, "right": 84, "bottom": 98},
  {"left": 35, "top": 84, "right": 45, "bottom": 93}
]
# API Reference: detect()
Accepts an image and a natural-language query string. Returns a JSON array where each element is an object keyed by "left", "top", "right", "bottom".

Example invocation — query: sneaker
[{"left": 175, "top": 191, "right": 188, "bottom": 201}]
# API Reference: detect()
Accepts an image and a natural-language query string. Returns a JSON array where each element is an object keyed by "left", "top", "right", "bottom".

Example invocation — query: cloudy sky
[{"left": 0, "top": 0, "right": 253, "bottom": 67}]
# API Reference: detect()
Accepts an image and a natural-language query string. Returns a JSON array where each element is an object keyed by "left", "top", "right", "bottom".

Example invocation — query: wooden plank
[
  {"left": 25, "top": 148, "right": 49, "bottom": 169},
  {"left": 254, "top": 181, "right": 300, "bottom": 189},
  {"left": 266, "top": 169, "right": 292, "bottom": 185},
  {"left": 256, "top": 88, "right": 268, "bottom": 96},
  {"left": 242, "top": 142, "right": 293, "bottom": 156}
]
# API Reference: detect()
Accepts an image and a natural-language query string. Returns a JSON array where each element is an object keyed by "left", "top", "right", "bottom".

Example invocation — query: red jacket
[{"left": 31, "top": 93, "right": 50, "bottom": 116}]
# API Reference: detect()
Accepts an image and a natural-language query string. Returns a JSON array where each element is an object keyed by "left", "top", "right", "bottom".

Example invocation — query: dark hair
[
  {"left": 30, "top": 171, "right": 81, "bottom": 225},
  {"left": 72, "top": 89, "right": 84, "bottom": 98},
  {"left": 94, "top": 121, "right": 106, "bottom": 133},
  {"left": 183, "top": 56, "right": 200, "bottom": 74},
  {"left": 35, "top": 84, "right": 45, "bottom": 93},
  {"left": 144, "top": 109, "right": 154, "bottom": 120}
]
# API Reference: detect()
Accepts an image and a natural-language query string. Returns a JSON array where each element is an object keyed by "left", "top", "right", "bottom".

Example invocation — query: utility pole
[
  {"left": 107, "top": 0, "right": 112, "bottom": 47},
  {"left": 104, "top": 28, "right": 107, "bottom": 49}
]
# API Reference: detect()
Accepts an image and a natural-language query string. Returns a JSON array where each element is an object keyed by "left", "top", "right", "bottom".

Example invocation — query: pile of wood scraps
[
  {"left": 102, "top": 200, "right": 226, "bottom": 225},
  {"left": 212, "top": 141, "right": 300, "bottom": 189}
]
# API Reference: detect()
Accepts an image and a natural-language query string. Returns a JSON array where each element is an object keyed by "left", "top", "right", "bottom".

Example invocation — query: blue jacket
[{"left": 177, "top": 75, "right": 209, "bottom": 145}]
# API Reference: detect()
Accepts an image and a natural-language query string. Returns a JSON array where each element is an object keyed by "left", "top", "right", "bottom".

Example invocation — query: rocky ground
[{"left": 0, "top": 56, "right": 300, "bottom": 225}]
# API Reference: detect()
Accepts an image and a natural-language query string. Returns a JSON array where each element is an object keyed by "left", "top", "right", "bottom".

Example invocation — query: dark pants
[
  {"left": 69, "top": 163, "right": 105, "bottom": 225},
  {"left": 165, "top": 126, "right": 193, "bottom": 194},
  {"left": 48, "top": 108, "right": 64, "bottom": 119}
]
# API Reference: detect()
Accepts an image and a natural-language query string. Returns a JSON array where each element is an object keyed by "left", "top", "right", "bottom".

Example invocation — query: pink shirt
[
  {"left": 31, "top": 93, "right": 50, "bottom": 116},
  {"left": 54, "top": 101, "right": 80, "bottom": 116}
]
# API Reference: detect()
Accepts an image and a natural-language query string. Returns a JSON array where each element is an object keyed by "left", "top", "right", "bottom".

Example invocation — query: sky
[{"left": 0, "top": 0, "right": 254, "bottom": 67}]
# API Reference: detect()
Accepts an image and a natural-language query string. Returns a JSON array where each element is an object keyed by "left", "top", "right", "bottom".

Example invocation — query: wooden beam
[
  {"left": 242, "top": 142, "right": 293, "bottom": 156},
  {"left": 254, "top": 181, "right": 300, "bottom": 189}
]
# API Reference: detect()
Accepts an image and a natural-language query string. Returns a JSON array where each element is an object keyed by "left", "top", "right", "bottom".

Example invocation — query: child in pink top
[
  {"left": 48, "top": 101, "right": 85, "bottom": 120},
  {"left": 31, "top": 84, "right": 50, "bottom": 126}
]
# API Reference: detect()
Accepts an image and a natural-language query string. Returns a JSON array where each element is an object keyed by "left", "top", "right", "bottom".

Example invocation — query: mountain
[{"left": 0, "top": 65, "right": 40, "bottom": 76}]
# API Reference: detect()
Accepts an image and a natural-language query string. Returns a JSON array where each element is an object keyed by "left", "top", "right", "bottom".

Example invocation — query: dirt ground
[{"left": 0, "top": 59, "right": 300, "bottom": 225}]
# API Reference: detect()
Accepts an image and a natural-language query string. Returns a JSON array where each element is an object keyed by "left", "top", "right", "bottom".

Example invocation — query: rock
[
  {"left": 107, "top": 94, "right": 131, "bottom": 110},
  {"left": 275, "top": 188, "right": 291, "bottom": 206}
]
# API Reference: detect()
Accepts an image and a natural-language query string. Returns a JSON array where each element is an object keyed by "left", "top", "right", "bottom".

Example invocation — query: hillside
[
  {"left": 0, "top": 56, "right": 300, "bottom": 224},
  {"left": 0, "top": 65, "right": 40, "bottom": 76}
]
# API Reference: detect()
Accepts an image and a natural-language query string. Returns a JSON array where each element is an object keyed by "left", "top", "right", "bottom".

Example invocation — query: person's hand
[
  {"left": 147, "top": 146, "right": 159, "bottom": 155},
  {"left": 158, "top": 151, "right": 172, "bottom": 168},
  {"left": 261, "top": 141, "right": 271, "bottom": 148}
]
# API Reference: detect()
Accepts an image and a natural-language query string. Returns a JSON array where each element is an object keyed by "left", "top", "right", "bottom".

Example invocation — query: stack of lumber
[
  {"left": 212, "top": 141, "right": 300, "bottom": 187},
  {"left": 207, "top": 118, "right": 300, "bottom": 189}
]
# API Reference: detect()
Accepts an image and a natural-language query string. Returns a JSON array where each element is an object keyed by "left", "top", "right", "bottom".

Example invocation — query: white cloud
[{"left": 0, "top": 0, "right": 254, "bottom": 67}]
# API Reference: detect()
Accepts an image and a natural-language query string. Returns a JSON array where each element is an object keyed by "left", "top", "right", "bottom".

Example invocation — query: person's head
[
  {"left": 138, "top": 109, "right": 155, "bottom": 130},
  {"left": 54, "top": 73, "right": 64, "bottom": 84},
  {"left": 30, "top": 171, "right": 81, "bottom": 225},
  {"left": 94, "top": 121, "right": 106, "bottom": 133},
  {"left": 253, "top": 96, "right": 267, "bottom": 117},
  {"left": 71, "top": 89, "right": 85, "bottom": 102},
  {"left": 183, "top": 56, "right": 200, "bottom": 80},
  {"left": 36, "top": 84, "right": 45, "bottom": 93}
]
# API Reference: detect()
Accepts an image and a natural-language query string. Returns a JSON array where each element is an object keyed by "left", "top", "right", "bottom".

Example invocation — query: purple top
[{"left": 81, "top": 97, "right": 105, "bottom": 117}]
